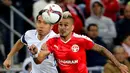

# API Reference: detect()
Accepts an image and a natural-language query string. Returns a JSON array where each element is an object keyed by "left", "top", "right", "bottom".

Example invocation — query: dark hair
[
  {"left": 121, "top": 33, "right": 130, "bottom": 42},
  {"left": 92, "top": 1, "right": 103, "bottom": 8},
  {"left": 36, "top": 10, "right": 45, "bottom": 21},
  {"left": 87, "top": 23, "right": 98, "bottom": 31}
]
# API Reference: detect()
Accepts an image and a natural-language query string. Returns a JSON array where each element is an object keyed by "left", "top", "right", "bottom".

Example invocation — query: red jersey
[{"left": 46, "top": 33, "right": 94, "bottom": 73}]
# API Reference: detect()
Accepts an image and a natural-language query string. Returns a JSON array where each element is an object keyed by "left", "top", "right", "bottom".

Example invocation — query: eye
[{"left": 64, "top": 24, "right": 68, "bottom": 27}]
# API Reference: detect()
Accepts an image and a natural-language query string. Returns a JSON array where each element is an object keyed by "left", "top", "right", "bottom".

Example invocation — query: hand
[
  {"left": 28, "top": 44, "right": 38, "bottom": 55},
  {"left": 2, "top": 0, "right": 12, "bottom": 6},
  {"left": 3, "top": 58, "right": 12, "bottom": 70},
  {"left": 118, "top": 64, "right": 129, "bottom": 73}
]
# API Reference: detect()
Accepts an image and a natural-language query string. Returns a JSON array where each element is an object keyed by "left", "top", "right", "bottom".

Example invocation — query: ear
[
  {"left": 50, "top": 25, "right": 54, "bottom": 29},
  {"left": 71, "top": 24, "right": 74, "bottom": 31}
]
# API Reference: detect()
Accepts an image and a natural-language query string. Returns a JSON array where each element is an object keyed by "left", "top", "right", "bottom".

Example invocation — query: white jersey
[{"left": 20, "top": 29, "right": 58, "bottom": 73}]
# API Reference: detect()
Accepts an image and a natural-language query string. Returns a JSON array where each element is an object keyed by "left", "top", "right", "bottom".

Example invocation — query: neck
[
  {"left": 61, "top": 32, "right": 73, "bottom": 42},
  {"left": 95, "top": 13, "right": 101, "bottom": 17},
  {"left": 38, "top": 34, "right": 45, "bottom": 40}
]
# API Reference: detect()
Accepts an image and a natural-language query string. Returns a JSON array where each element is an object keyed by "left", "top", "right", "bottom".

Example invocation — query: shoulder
[
  {"left": 25, "top": 29, "right": 37, "bottom": 36},
  {"left": 73, "top": 33, "right": 93, "bottom": 42},
  {"left": 102, "top": 16, "right": 113, "bottom": 21},
  {"left": 48, "top": 34, "right": 60, "bottom": 41}
]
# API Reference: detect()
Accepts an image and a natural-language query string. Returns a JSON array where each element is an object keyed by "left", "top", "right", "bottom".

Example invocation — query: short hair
[
  {"left": 112, "top": 45, "right": 125, "bottom": 54},
  {"left": 121, "top": 33, "right": 130, "bottom": 42},
  {"left": 36, "top": 10, "right": 46, "bottom": 21},
  {"left": 87, "top": 23, "right": 98, "bottom": 31},
  {"left": 92, "top": 1, "right": 103, "bottom": 8},
  {"left": 62, "top": 11, "right": 74, "bottom": 23},
  {"left": 63, "top": 11, "right": 73, "bottom": 19}
]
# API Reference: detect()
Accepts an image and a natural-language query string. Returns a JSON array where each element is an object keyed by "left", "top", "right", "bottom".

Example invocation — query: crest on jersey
[{"left": 71, "top": 44, "right": 79, "bottom": 52}]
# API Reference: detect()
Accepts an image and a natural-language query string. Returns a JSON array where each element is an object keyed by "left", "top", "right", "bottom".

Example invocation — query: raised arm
[
  {"left": 3, "top": 39, "right": 24, "bottom": 69},
  {"left": 92, "top": 43, "right": 128, "bottom": 73}
]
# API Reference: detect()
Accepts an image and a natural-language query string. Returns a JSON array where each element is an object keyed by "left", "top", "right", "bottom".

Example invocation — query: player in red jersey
[{"left": 28, "top": 11, "right": 129, "bottom": 73}]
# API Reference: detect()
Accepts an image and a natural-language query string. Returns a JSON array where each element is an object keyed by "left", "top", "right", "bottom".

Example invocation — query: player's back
[
  {"left": 47, "top": 33, "right": 94, "bottom": 73},
  {"left": 21, "top": 29, "right": 58, "bottom": 73}
]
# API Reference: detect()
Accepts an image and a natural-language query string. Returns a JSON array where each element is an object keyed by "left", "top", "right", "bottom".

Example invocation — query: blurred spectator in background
[
  {"left": 104, "top": 46, "right": 130, "bottom": 73},
  {"left": 115, "top": 4, "right": 130, "bottom": 45},
  {"left": 102, "top": 0, "right": 120, "bottom": 22},
  {"left": 85, "top": 0, "right": 120, "bottom": 22},
  {"left": 33, "top": 0, "right": 55, "bottom": 21},
  {"left": 85, "top": 0, "right": 117, "bottom": 50},
  {"left": 86, "top": 24, "right": 107, "bottom": 67},
  {"left": 121, "top": 34, "right": 130, "bottom": 60},
  {"left": 117, "top": 0, "right": 130, "bottom": 20},
  {"left": 19, "top": 57, "right": 32, "bottom": 73}
]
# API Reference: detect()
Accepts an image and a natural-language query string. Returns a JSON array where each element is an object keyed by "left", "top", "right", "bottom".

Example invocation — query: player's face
[
  {"left": 58, "top": 18, "right": 74, "bottom": 37},
  {"left": 36, "top": 16, "right": 53, "bottom": 36}
]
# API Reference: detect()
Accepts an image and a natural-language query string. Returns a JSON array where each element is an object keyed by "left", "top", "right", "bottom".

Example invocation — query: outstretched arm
[
  {"left": 92, "top": 44, "right": 128, "bottom": 73},
  {"left": 3, "top": 39, "right": 24, "bottom": 69}
]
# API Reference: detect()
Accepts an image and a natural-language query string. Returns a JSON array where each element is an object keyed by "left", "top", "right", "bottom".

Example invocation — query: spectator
[
  {"left": 121, "top": 34, "right": 130, "bottom": 59},
  {"left": 86, "top": 24, "right": 107, "bottom": 67},
  {"left": 85, "top": 0, "right": 120, "bottom": 22},
  {"left": 104, "top": 46, "right": 130, "bottom": 73},
  {"left": 85, "top": 0, "right": 117, "bottom": 49},
  {"left": 115, "top": 4, "right": 130, "bottom": 45}
]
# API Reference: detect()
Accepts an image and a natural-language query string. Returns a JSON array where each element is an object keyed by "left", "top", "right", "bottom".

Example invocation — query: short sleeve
[
  {"left": 83, "top": 36, "right": 94, "bottom": 50},
  {"left": 20, "top": 34, "right": 27, "bottom": 45}
]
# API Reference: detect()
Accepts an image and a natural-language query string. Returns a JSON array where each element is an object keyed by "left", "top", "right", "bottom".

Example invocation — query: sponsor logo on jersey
[
  {"left": 58, "top": 59, "right": 78, "bottom": 66},
  {"left": 71, "top": 44, "right": 79, "bottom": 52},
  {"left": 54, "top": 45, "right": 59, "bottom": 50}
]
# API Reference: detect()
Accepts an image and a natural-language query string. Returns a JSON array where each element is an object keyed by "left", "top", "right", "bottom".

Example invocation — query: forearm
[
  {"left": 92, "top": 44, "right": 121, "bottom": 67},
  {"left": 33, "top": 50, "right": 50, "bottom": 64},
  {"left": 7, "top": 39, "right": 24, "bottom": 59}
]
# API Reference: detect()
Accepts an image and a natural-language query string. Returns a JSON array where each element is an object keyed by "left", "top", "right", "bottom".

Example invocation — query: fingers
[
  {"left": 3, "top": 60, "right": 11, "bottom": 70},
  {"left": 28, "top": 44, "right": 38, "bottom": 55},
  {"left": 120, "top": 64, "right": 129, "bottom": 73}
]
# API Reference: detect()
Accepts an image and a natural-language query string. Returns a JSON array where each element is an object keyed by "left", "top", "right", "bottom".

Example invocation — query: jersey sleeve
[
  {"left": 20, "top": 31, "right": 29, "bottom": 45},
  {"left": 83, "top": 36, "right": 94, "bottom": 50},
  {"left": 46, "top": 38, "right": 54, "bottom": 53}
]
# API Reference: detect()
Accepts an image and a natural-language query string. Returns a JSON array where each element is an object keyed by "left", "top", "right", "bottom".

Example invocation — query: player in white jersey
[{"left": 3, "top": 10, "right": 58, "bottom": 73}]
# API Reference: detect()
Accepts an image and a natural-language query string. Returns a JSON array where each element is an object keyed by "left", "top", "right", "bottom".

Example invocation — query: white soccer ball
[{"left": 42, "top": 4, "right": 63, "bottom": 24}]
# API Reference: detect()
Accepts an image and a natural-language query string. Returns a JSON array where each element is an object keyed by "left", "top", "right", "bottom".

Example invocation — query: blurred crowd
[{"left": 0, "top": 0, "right": 130, "bottom": 73}]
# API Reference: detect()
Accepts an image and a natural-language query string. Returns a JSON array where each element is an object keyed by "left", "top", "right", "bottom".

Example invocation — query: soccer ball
[{"left": 42, "top": 4, "right": 63, "bottom": 24}]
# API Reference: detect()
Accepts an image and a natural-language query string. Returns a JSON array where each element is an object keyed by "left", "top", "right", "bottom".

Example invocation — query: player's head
[
  {"left": 35, "top": 10, "right": 53, "bottom": 36},
  {"left": 113, "top": 46, "right": 127, "bottom": 62},
  {"left": 58, "top": 11, "right": 74, "bottom": 37}
]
